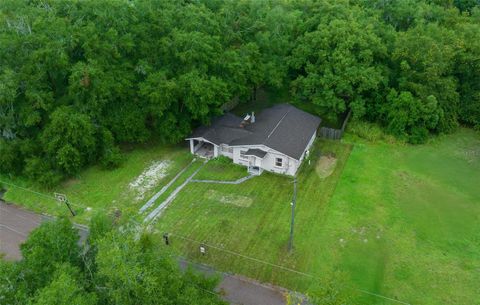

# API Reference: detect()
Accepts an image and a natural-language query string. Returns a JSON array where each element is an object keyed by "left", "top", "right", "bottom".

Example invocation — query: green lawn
[
  {"left": 192, "top": 157, "right": 249, "bottom": 181},
  {"left": 2, "top": 128, "right": 479, "bottom": 304},
  {"left": 155, "top": 129, "right": 480, "bottom": 305},
  {"left": 0, "top": 143, "right": 193, "bottom": 223}
]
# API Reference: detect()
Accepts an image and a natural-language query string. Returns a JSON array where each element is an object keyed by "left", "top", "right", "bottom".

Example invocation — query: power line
[
  {"left": 0, "top": 179, "right": 109, "bottom": 212},
  {"left": 1, "top": 180, "right": 412, "bottom": 304},
  {"left": 168, "top": 232, "right": 412, "bottom": 305}
]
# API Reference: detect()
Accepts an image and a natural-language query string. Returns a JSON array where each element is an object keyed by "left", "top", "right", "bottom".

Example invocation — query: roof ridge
[{"left": 265, "top": 107, "right": 292, "bottom": 140}]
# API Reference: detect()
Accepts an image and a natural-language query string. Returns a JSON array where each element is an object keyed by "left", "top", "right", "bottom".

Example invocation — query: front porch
[
  {"left": 247, "top": 166, "right": 263, "bottom": 176},
  {"left": 189, "top": 139, "right": 217, "bottom": 159}
]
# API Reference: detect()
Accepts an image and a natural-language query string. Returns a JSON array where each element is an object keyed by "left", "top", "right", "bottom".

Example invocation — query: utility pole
[
  {"left": 288, "top": 176, "right": 297, "bottom": 252},
  {"left": 54, "top": 193, "right": 75, "bottom": 217}
]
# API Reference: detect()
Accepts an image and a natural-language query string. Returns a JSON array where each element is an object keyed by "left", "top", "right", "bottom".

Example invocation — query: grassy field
[
  {"left": 154, "top": 129, "right": 480, "bottom": 305},
  {"left": 192, "top": 157, "right": 249, "bottom": 181},
  {"left": 2, "top": 127, "right": 479, "bottom": 304},
  {"left": 0, "top": 143, "right": 194, "bottom": 223}
]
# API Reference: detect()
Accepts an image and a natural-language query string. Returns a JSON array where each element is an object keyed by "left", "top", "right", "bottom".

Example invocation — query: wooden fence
[{"left": 319, "top": 109, "right": 352, "bottom": 140}]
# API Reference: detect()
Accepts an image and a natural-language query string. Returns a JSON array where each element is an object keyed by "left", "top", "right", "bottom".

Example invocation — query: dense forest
[{"left": 1, "top": 0, "right": 479, "bottom": 185}]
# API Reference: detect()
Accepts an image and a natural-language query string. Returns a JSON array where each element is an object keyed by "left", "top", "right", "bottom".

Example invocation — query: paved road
[
  {"left": 0, "top": 201, "right": 291, "bottom": 305},
  {"left": 0, "top": 201, "right": 45, "bottom": 260},
  {"left": 179, "top": 258, "right": 291, "bottom": 305},
  {"left": 0, "top": 201, "right": 88, "bottom": 260}
]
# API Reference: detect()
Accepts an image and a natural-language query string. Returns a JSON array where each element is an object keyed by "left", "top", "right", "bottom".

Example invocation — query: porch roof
[{"left": 244, "top": 148, "right": 267, "bottom": 158}]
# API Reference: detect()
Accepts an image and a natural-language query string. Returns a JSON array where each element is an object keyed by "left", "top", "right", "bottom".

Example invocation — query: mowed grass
[
  {"left": 155, "top": 139, "right": 353, "bottom": 288},
  {"left": 2, "top": 127, "right": 479, "bottom": 304},
  {"left": 192, "top": 157, "right": 249, "bottom": 181},
  {"left": 1, "top": 143, "right": 193, "bottom": 223},
  {"left": 156, "top": 129, "right": 480, "bottom": 305}
]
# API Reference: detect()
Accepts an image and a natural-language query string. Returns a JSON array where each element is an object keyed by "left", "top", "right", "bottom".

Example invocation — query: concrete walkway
[
  {"left": 139, "top": 160, "right": 195, "bottom": 214},
  {"left": 144, "top": 161, "right": 207, "bottom": 223},
  {"left": 191, "top": 174, "right": 254, "bottom": 185}
]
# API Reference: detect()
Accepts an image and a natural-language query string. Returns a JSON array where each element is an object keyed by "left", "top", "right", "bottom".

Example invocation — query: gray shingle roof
[
  {"left": 187, "top": 104, "right": 321, "bottom": 160},
  {"left": 244, "top": 148, "right": 267, "bottom": 158}
]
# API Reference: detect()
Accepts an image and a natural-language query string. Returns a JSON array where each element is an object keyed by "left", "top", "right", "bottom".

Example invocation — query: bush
[
  {"left": 211, "top": 155, "right": 233, "bottom": 165},
  {"left": 99, "top": 129, "right": 122, "bottom": 169},
  {"left": 0, "top": 139, "right": 23, "bottom": 174},
  {"left": 100, "top": 146, "right": 122, "bottom": 170},
  {"left": 346, "top": 120, "right": 397, "bottom": 144},
  {"left": 23, "top": 158, "right": 63, "bottom": 189}
]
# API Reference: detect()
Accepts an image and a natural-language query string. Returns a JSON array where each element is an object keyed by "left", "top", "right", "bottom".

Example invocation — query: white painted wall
[
  {"left": 188, "top": 134, "right": 319, "bottom": 176},
  {"left": 299, "top": 130, "right": 317, "bottom": 162},
  {"left": 231, "top": 144, "right": 299, "bottom": 176}
]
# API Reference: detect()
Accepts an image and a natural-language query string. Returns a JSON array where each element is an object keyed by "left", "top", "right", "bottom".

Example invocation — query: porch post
[
  {"left": 213, "top": 145, "right": 219, "bottom": 157},
  {"left": 190, "top": 139, "right": 195, "bottom": 154}
]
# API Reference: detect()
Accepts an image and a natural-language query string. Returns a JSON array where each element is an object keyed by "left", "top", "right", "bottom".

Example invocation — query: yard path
[
  {"left": 139, "top": 159, "right": 195, "bottom": 214},
  {"left": 191, "top": 174, "right": 254, "bottom": 184},
  {"left": 143, "top": 161, "right": 207, "bottom": 223}
]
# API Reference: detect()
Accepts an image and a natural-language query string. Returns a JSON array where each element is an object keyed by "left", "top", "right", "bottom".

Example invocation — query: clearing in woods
[
  {"left": 2, "top": 129, "right": 479, "bottom": 304},
  {"left": 155, "top": 129, "right": 480, "bottom": 305}
]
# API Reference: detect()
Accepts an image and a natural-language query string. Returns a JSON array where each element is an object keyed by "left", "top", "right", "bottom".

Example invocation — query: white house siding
[
  {"left": 187, "top": 136, "right": 318, "bottom": 176},
  {"left": 299, "top": 130, "right": 317, "bottom": 162},
  {"left": 231, "top": 145, "right": 299, "bottom": 176},
  {"left": 219, "top": 144, "right": 234, "bottom": 158}
]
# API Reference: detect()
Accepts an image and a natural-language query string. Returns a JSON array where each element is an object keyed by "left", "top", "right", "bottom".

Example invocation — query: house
[{"left": 186, "top": 104, "right": 321, "bottom": 176}]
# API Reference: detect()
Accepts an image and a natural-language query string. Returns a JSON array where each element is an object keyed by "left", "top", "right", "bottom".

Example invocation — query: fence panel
[{"left": 319, "top": 109, "right": 352, "bottom": 140}]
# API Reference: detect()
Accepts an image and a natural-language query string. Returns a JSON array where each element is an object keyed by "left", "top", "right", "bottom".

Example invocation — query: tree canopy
[
  {"left": 0, "top": 215, "right": 226, "bottom": 305},
  {"left": 1, "top": 0, "right": 479, "bottom": 185}
]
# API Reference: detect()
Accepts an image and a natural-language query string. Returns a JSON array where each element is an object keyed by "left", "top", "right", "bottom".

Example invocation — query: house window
[
  {"left": 275, "top": 157, "right": 283, "bottom": 167},
  {"left": 228, "top": 147, "right": 233, "bottom": 153},
  {"left": 221, "top": 145, "right": 228, "bottom": 152},
  {"left": 240, "top": 150, "right": 248, "bottom": 160}
]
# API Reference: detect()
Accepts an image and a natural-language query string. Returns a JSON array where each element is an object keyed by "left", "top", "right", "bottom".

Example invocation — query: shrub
[
  {"left": 212, "top": 155, "right": 232, "bottom": 165},
  {"left": 346, "top": 120, "right": 397, "bottom": 144},
  {"left": 23, "top": 158, "right": 63, "bottom": 189}
]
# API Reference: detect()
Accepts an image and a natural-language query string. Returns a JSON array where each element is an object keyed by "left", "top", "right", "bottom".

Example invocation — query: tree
[
  {"left": 382, "top": 90, "right": 442, "bottom": 143},
  {"left": 0, "top": 216, "right": 226, "bottom": 305},
  {"left": 31, "top": 264, "right": 97, "bottom": 305},
  {"left": 392, "top": 23, "right": 460, "bottom": 133},
  {"left": 20, "top": 218, "right": 81, "bottom": 293},
  {"left": 290, "top": 1, "right": 387, "bottom": 119},
  {"left": 41, "top": 106, "right": 96, "bottom": 175},
  {"left": 95, "top": 228, "right": 226, "bottom": 305}
]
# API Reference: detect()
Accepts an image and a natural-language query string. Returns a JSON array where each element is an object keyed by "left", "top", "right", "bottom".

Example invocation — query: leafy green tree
[
  {"left": 30, "top": 264, "right": 97, "bottom": 305},
  {"left": 392, "top": 23, "right": 460, "bottom": 133},
  {"left": 455, "top": 19, "right": 480, "bottom": 129},
  {"left": 41, "top": 106, "right": 96, "bottom": 175},
  {"left": 382, "top": 90, "right": 442, "bottom": 143},
  {"left": 20, "top": 218, "right": 81, "bottom": 293},
  {"left": 0, "top": 260, "right": 29, "bottom": 305},
  {"left": 290, "top": 1, "right": 387, "bottom": 119},
  {"left": 1, "top": 0, "right": 480, "bottom": 185},
  {"left": 95, "top": 229, "right": 226, "bottom": 305}
]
